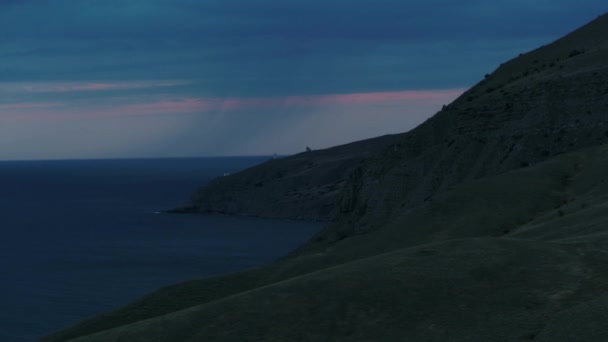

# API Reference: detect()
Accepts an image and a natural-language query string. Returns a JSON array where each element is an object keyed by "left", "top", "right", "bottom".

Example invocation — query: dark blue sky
[{"left": 0, "top": 1, "right": 605, "bottom": 160}]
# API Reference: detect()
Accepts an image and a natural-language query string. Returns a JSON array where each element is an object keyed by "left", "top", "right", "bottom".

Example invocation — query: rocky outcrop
[
  {"left": 177, "top": 134, "right": 400, "bottom": 221},
  {"left": 303, "top": 12, "right": 608, "bottom": 247},
  {"left": 181, "top": 14, "right": 608, "bottom": 235}
]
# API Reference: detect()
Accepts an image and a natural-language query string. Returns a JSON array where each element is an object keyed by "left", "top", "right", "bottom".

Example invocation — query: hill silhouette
[{"left": 43, "top": 13, "right": 608, "bottom": 342}]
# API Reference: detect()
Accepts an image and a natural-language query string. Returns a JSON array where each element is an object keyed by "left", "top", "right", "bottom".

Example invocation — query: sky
[{"left": 0, "top": 1, "right": 605, "bottom": 160}]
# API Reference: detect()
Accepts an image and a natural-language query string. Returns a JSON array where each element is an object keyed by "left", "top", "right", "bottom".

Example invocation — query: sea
[{"left": 0, "top": 157, "right": 322, "bottom": 342}]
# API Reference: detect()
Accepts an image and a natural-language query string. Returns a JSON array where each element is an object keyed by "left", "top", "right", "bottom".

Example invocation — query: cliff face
[
  {"left": 44, "top": 13, "right": 608, "bottom": 342},
  {"left": 184, "top": 13, "right": 608, "bottom": 245},
  {"left": 312, "top": 17, "right": 608, "bottom": 245},
  {"left": 179, "top": 134, "right": 401, "bottom": 221}
]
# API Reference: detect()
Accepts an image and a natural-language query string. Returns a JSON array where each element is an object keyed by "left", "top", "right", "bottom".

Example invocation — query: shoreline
[{"left": 163, "top": 206, "right": 333, "bottom": 224}]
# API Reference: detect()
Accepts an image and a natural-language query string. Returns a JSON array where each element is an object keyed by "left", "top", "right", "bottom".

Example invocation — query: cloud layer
[{"left": 0, "top": 1, "right": 605, "bottom": 159}]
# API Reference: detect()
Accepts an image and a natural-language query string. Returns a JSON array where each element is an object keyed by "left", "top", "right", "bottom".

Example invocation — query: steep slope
[
  {"left": 177, "top": 134, "right": 400, "bottom": 221},
  {"left": 183, "top": 13, "right": 608, "bottom": 233},
  {"left": 44, "top": 141, "right": 608, "bottom": 342},
  {"left": 43, "top": 13, "right": 608, "bottom": 342},
  {"left": 304, "top": 12, "right": 608, "bottom": 247}
]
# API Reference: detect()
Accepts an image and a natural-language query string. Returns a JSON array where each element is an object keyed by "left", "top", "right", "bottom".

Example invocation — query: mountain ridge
[{"left": 174, "top": 133, "right": 402, "bottom": 221}]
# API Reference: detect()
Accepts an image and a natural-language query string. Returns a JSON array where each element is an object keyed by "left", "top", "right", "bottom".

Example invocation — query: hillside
[
  {"left": 174, "top": 134, "right": 401, "bottom": 221},
  {"left": 43, "top": 13, "right": 608, "bottom": 342},
  {"left": 183, "top": 13, "right": 608, "bottom": 237}
]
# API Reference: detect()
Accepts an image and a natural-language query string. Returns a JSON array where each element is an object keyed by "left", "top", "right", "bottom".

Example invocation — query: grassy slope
[
  {"left": 44, "top": 143, "right": 608, "bottom": 342},
  {"left": 68, "top": 239, "right": 598, "bottom": 342}
]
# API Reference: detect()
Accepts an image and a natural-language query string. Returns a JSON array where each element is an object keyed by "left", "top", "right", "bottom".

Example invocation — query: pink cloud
[
  {"left": 0, "top": 102, "right": 61, "bottom": 110},
  {"left": 108, "top": 88, "right": 466, "bottom": 115},
  {"left": 18, "top": 80, "right": 190, "bottom": 93},
  {"left": 207, "top": 89, "right": 466, "bottom": 110},
  {"left": 128, "top": 89, "right": 464, "bottom": 113},
  {"left": 0, "top": 102, "right": 65, "bottom": 122},
  {"left": 310, "top": 89, "right": 466, "bottom": 104},
  {"left": 120, "top": 99, "right": 212, "bottom": 115},
  {"left": 117, "top": 89, "right": 465, "bottom": 114},
  {"left": 0, "top": 88, "right": 465, "bottom": 122}
]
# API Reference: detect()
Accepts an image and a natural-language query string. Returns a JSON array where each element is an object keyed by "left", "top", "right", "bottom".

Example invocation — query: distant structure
[
  {"left": 306, "top": 146, "right": 312, "bottom": 152},
  {"left": 223, "top": 172, "right": 230, "bottom": 177},
  {"left": 273, "top": 153, "right": 278, "bottom": 159}
]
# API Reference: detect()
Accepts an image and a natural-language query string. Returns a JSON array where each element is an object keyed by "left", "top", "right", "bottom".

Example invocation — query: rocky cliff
[
  {"left": 177, "top": 133, "right": 401, "bottom": 221},
  {"left": 308, "top": 12, "right": 608, "bottom": 246},
  {"left": 184, "top": 13, "right": 608, "bottom": 246}
]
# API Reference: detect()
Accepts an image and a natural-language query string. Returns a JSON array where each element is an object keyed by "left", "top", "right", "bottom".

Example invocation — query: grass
[{"left": 44, "top": 143, "right": 608, "bottom": 342}]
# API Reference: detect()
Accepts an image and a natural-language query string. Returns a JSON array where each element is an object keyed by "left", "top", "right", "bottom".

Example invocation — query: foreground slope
[
  {"left": 44, "top": 13, "right": 608, "bottom": 341},
  {"left": 45, "top": 143, "right": 608, "bottom": 342},
  {"left": 57, "top": 239, "right": 608, "bottom": 342}
]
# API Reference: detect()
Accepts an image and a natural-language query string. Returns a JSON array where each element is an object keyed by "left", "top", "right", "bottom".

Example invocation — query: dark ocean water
[{"left": 0, "top": 157, "right": 322, "bottom": 342}]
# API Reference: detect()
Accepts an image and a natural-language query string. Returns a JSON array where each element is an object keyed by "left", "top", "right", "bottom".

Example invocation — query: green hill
[{"left": 43, "top": 13, "right": 608, "bottom": 342}]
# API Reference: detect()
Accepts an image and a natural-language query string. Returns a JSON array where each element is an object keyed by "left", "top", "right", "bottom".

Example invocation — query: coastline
[{"left": 164, "top": 206, "right": 333, "bottom": 223}]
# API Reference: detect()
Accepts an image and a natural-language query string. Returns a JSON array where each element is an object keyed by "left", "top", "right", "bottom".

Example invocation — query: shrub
[{"left": 568, "top": 48, "right": 584, "bottom": 58}]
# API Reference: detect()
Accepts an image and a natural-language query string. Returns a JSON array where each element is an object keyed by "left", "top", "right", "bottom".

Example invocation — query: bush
[{"left": 569, "top": 48, "right": 584, "bottom": 58}]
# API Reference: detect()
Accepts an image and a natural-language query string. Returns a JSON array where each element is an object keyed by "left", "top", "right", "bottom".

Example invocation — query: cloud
[
  {"left": 0, "top": 88, "right": 465, "bottom": 120},
  {"left": 0, "top": 88, "right": 463, "bottom": 159},
  {"left": 0, "top": 0, "right": 604, "bottom": 159},
  {"left": 0, "top": 0, "right": 603, "bottom": 95},
  {"left": 16, "top": 80, "right": 190, "bottom": 93}
]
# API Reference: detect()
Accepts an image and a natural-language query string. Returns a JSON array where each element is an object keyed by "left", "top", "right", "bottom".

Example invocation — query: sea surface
[{"left": 0, "top": 157, "right": 322, "bottom": 342}]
